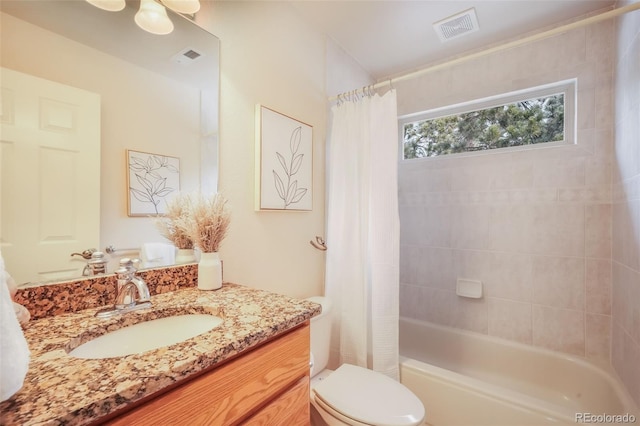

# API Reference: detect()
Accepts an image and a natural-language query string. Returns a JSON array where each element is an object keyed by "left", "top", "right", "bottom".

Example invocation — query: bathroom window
[{"left": 399, "top": 79, "right": 576, "bottom": 159}]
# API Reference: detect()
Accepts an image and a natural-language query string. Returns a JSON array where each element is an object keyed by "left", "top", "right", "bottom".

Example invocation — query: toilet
[{"left": 306, "top": 296, "right": 425, "bottom": 426}]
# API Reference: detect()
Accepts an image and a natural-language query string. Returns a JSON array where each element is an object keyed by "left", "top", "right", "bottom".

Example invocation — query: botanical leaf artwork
[
  {"left": 257, "top": 105, "right": 312, "bottom": 211},
  {"left": 127, "top": 151, "right": 180, "bottom": 216},
  {"left": 272, "top": 126, "right": 309, "bottom": 209}
]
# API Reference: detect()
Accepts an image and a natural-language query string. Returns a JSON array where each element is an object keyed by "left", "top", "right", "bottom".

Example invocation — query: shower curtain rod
[{"left": 329, "top": 2, "right": 640, "bottom": 102}]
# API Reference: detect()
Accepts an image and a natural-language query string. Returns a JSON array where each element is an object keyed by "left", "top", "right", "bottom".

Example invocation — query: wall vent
[
  {"left": 433, "top": 8, "right": 479, "bottom": 42},
  {"left": 171, "top": 47, "right": 204, "bottom": 65}
]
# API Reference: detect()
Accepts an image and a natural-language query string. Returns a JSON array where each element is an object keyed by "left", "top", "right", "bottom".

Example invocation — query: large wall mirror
[{"left": 0, "top": 0, "right": 220, "bottom": 286}]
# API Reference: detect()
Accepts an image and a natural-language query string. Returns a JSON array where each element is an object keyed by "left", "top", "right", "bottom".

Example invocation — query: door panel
[{"left": 0, "top": 67, "right": 101, "bottom": 284}]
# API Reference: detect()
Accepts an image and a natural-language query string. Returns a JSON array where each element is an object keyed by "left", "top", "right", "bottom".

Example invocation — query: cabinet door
[
  {"left": 242, "top": 376, "right": 310, "bottom": 425},
  {"left": 105, "top": 323, "right": 310, "bottom": 425}
]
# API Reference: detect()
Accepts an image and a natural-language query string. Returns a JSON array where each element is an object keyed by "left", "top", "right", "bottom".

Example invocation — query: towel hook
[{"left": 310, "top": 236, "right": 327, "bottom": 251}]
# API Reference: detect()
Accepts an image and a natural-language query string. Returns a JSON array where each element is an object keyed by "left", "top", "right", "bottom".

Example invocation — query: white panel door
[{"left": 0, "top": 67, "right": 101, "bottom": 284}]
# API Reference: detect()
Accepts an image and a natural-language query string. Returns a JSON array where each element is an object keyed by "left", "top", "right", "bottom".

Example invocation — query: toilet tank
[{"left": 306, "top": 296, "right": 332, "bottom": 377}]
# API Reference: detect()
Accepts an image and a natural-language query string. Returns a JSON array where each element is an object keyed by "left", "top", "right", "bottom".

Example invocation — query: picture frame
[
  {"left": 255, "top": 105, "right": 313, "bottom": 211},
  {"left": 126, "top": 149, "right": 180, "bottom": 216}
]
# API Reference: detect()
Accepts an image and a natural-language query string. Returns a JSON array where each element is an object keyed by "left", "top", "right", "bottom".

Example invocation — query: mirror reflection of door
[{"left": 1, "top": 67, "right": 100, "bottom": 284}]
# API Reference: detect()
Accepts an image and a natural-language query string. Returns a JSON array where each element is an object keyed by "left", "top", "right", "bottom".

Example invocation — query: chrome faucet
[
  {"left": 82, "top": 251, "right": 109, "bottom": 276},
  {"left": 96, "top": 258, "right": 151, "bottom": 318},
  {"left": 116, "top": 258, "right": 150, "bottom": 304}
]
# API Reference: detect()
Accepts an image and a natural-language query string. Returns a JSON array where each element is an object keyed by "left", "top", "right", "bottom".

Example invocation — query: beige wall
[
  {"left": 612, "top": 0, "right": 640, "bottom": 406},
  {"left": 1, "top": 12, "right": 203, "bottom": 273},
  {"left": 3, "top": 3, "right": 373, "bottom": 297},
  {"left": 195, "top": 2, "right": 371, "bottom": 298},
  {"left": 397, "top": 19, "right": 615, "bottom": 363}
]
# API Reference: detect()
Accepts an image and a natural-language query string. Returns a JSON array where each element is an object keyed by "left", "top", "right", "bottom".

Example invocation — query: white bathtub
[{"left": 399, "top": 317, "right": 639, "bottom": 426}]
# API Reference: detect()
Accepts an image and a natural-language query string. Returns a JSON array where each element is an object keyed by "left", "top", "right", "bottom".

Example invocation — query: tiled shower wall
[
  {"left": 612, "top": 0, "right": 640, "bottom": 406},
  {"left": 397, "top": 19, "right": 614, "bottom": 363}
]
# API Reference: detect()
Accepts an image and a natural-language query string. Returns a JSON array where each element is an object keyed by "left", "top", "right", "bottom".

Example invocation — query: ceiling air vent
[
  {"left": 433, "top": 8, "right": 479, "bottom": 42},
  {"left": 171, "top": 47, "right": 204, "bottom": 65}
]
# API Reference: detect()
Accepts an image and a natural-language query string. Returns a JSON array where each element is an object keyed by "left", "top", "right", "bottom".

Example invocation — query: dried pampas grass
[
  {"left": 155, "top": 192, "right": 231, "bottom": 253},
  {"left": 155, "top": 195, "right": 194, "bottom": 249},
  {"left": 181, "top": 193, "right": 231, "bottom": 253}
]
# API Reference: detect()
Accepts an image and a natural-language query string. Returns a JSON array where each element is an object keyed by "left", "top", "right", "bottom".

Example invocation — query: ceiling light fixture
[
  {"left": 86, "top": 0, "right": 202, "bottom": 36},
  {"left": 86, "top": 0, "right": 126, "bottom": 12},
  {"left": 160, "top": 0, "right": 200, "bottom": 15},
  {"left": 135, "top": 0, "right": 174, "bottom": 35}
]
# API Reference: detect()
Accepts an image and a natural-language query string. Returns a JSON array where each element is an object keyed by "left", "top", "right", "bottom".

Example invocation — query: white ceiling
[
  {"left": 289, "top": 0, "right": 617, "bottom": 80},
  {"left": 3, "top": 0, "right": 617, "bottom": 84}
]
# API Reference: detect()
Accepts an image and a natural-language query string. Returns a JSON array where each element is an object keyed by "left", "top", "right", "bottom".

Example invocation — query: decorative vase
[
  {"left": 198, "top": 252, "right": 222, "bottom": 290},
  {"left": 175, "top": 248, "right": 197, "bottom": 264}
]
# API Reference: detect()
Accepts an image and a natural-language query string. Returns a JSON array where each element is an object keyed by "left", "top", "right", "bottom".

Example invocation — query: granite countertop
[{"left": 0, "top": 283, "right": 321, "bottom": 425}]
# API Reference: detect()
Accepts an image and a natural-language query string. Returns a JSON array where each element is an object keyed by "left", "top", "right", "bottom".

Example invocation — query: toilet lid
[{"left": 313, "top": 364, "right": 425, "bottom": 426}]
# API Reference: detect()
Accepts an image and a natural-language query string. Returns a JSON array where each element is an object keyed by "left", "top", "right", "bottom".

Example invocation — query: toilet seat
[
  {"left": 312, "top": 364, "right": 425, "bottom": 426},
  {"left": 313, "top": 394, "right": 372, "bottom": 426}
]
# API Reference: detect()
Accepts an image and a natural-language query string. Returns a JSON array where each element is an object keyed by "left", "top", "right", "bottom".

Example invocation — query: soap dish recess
[{"left": 456, "top": 278, "right": 482, "bottom": 299}]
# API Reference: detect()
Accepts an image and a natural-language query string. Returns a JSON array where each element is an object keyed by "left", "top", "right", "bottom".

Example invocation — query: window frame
[{"left": 398, "top": 79, "right": 577, "bottom": 161}]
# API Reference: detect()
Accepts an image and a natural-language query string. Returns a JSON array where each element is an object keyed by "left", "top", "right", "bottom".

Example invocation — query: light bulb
[
  {"left": 161, "top": 0, "right": 200, "bottom": 15},
  {"left": 135, "top": 0, "right": 174, "bottom": 35},
  {"left": 86, "top": 0, "right": 126, "bottom": 12}
]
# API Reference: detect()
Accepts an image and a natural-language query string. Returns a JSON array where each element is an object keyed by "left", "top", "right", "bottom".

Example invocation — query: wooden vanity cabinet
[{"left": 105, "top": 322, "right": 310, "bottom": 426}]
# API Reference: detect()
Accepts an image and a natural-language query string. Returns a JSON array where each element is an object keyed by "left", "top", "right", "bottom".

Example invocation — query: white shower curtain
[{"left": 325, "top": 89, "right": 400, "bottom": 380}]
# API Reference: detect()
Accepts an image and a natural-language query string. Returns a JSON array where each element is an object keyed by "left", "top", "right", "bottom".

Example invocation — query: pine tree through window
[{"left": 400, "top": 80, "right": 575, "bottom": 159}]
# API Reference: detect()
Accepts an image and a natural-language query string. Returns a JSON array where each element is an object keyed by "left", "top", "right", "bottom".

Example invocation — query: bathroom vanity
[
  {"left": 107, "top": 324, "right": 310, "bottom": 425},
  {"left": 0, "top": 283, "right": 320, "bottom": 425}
]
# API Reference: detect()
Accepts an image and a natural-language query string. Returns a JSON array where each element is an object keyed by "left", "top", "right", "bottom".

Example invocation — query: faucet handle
[
  {"left": 115, "top": 266, "right": 129, "bottom": 276},
  {"left": 116, "top": 258, "right": 135, "bottom": 282},
  {"left": 131, "top": 258, "right": 142, "bottom": 271},
  {"left": 116, "top": 259, "right": 131, "bottom": 273},
  {"left": 118, "top": 258, "right": 141, "bottom": 272}
]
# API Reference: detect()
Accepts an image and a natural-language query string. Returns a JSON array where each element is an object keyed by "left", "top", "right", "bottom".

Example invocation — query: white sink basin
[{"left": 68, "top": 314, "right": 223, "bottom": 359}]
